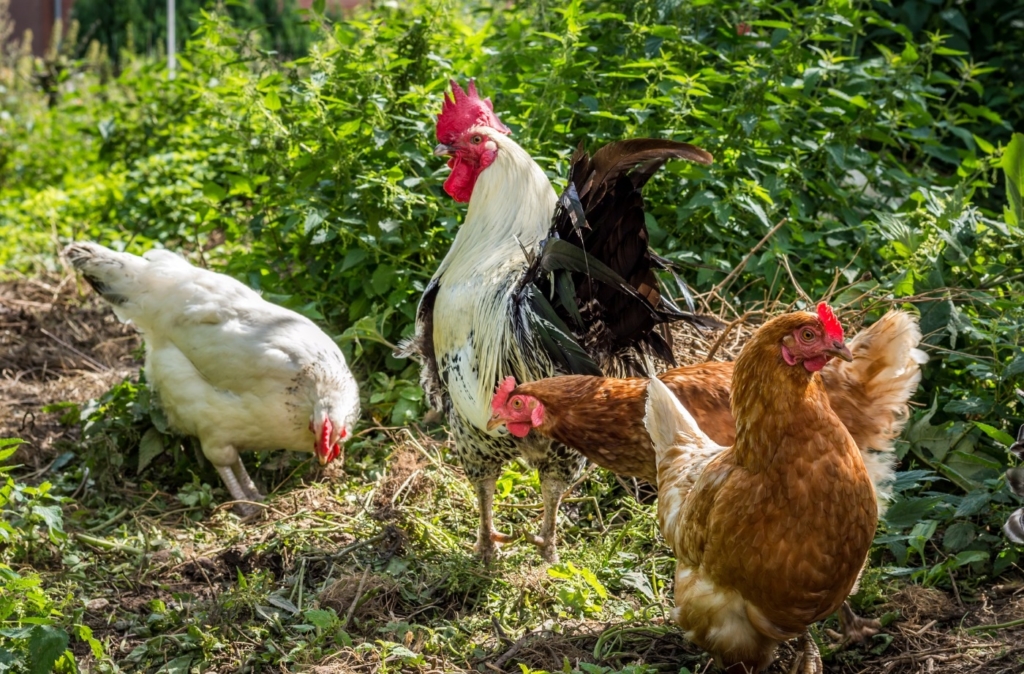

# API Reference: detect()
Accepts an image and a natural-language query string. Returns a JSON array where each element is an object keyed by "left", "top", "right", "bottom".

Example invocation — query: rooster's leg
[
  {"left": 473, "top": 476, "right": 514, "bottom": 564},
  {"left": 787, "top": 631, "right": 823, "bottom": 674},
  {"left": 215, "top": 464, "right": 261, "bottom": 517},
  {"left": 231, "top": 460, "right": 264, "bottom": 502},
  {"left": 523, "top": 475, "right": 564, "bottom": 564}
]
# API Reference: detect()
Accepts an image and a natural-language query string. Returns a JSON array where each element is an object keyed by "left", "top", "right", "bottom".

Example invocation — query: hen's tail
[
  {"left": 820, "top": 310, "right": 928, "bottom": 510},
  {"left": 64, "top": 242, "right": 194, "bottom": 326},
  {"left": 645, "top": 377, "right": 725, "bottom": 546},
  {"left": 64, "top": 242, "right": 153, "bottom": 317}
]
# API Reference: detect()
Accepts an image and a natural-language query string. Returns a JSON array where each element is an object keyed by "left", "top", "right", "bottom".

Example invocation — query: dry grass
[{"left": 0, "top": 274, "right": 141, "bottom": 467}]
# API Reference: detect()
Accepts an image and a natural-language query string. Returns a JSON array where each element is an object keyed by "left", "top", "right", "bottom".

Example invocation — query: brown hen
[
  {"left": 645, "top": 305, "right": 878, "bottom": 673},
  {"left": 488, "top": 309, "right": 926, "bottom": 493}
]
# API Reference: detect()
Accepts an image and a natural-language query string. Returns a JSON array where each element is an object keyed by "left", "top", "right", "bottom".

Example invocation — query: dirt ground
[
  {"left": 0, "top": 275, "right": 142, "bottom": 469},
  {"left": 2, "top": 277, "right": 1023, "bottom": 674}
]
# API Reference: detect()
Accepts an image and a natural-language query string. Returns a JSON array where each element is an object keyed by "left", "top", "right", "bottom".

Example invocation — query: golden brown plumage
[
  {"left": 490, "top": 310, "right": 926, "bottom": 495},
  {"left": 646, "top": 308, "right": 878, "bottom": 672}
]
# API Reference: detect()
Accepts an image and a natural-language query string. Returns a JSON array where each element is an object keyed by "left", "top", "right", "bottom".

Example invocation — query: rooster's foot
[
  {"left": 522, "top": 532, "right": 559, "bottom": 564},
  {"left": 788, "top": 632, "right": 823, "bottom": 674},
  {"left": 827, "top": 602, "right": 881, "bottom": 649},
  {"left": 474, "top": 529, "right": 515, "bottom": 565}
]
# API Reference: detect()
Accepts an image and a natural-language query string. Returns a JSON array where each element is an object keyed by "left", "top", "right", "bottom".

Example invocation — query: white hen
[{"left": 64, "top": 242, "right": 360, "bottom": 512}]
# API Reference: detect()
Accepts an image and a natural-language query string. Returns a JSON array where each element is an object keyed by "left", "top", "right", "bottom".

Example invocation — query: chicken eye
[
  {"left": 801, "top": 329, "right": 816, "bottom": 342},
  {"left": 471, "top": 134, "right": 483, "bottom": 145},
  {"left": 511, "top": 398, "right": 523, "bottom": 410}
]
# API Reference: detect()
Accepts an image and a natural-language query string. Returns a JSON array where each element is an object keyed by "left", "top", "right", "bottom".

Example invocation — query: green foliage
[
  {"left": 0, "top": 440, "right": 103, "bottom": 672},
  {"left": 71, "top": 0, "right": 319, "bottom": 63},
  {"left": 547, "top": 561, "right": 609, "bottom": 617},
  {"left": 0, "top": 5, "right": 1022, "bottom": 670},
  {"left": 0, "top": 441, "right": 67, "bottom": 563}
]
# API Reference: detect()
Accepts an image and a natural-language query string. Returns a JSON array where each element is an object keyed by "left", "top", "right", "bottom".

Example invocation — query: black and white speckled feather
[{"left": 398, "top": 129, "right": 715, "bottom": 560}]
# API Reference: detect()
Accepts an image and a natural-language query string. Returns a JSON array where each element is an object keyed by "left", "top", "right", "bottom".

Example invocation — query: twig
[
  {"left": 342, "top": 565, "right": 371, "bottom": 629},
  {"left": 492, "top": 626, "right": 555, "bottom": 669},
  {"left": 69, "top": 466, "right": 90, "bottom": 500},
  {"left": 73, "top": 532, "right": 142, "bottom": 555},
  {"left": 710, "top": 217, "right": 788, "bottom": 296},
  {"left": 39, "top": 327, "right": 109, "bottom": 372},
  {"left": 704, "top": 311, "right": 758, "bottom": 362},
  {"left": 779, "top": 254, "right": 813, "bottom": 304},
  {"left": 333, "top": 530, "right": 389, "bottom": 560}
]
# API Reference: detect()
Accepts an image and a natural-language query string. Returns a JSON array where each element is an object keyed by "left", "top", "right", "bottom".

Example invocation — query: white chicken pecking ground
[{"left": 64, "top": 242, "right": 361, "bottom": 515}]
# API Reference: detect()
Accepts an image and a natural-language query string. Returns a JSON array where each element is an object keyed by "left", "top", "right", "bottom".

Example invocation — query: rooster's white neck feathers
[{"left": 432, "top": 130, "right": 559, "bottom": 429}]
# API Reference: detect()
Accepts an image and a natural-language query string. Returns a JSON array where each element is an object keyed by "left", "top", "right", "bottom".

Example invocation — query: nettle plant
[
  {"left": 0, "top": 0, "right": 1021, "bottom": 570},
  {"left": 0, "top": 439, "right": 104, "bottom": 673}
]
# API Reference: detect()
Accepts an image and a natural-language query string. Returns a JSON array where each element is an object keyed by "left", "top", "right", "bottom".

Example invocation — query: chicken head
[
  {"left": 487, "top": 376, "right": 545, "bottom": 437},
  {"left": 433, "top": 80, "right": 511, "bottom": 202},
  {"left": 779, "top": 302, "right": 854, "bottom": 372}
]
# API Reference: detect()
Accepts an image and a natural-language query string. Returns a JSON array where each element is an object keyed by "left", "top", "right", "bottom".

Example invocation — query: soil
[
  {"left": 0, "top": 275, "right": 142, "bottom": 468},
  {"left": 3, "top": 279, "right": 1023, "bottom": 674}
]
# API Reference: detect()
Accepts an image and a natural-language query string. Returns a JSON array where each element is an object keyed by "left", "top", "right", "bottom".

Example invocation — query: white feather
[
  {"left": 65, "top": 242, "right": 360, "bottom": 496},
  {"left": 431, "top": 129, "right": 558, "bottom": 430}
]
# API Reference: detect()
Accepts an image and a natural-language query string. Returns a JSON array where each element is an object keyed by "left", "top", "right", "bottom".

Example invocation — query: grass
[{"left": 3, "top": 276, "right": 1024, "bottom": 674}]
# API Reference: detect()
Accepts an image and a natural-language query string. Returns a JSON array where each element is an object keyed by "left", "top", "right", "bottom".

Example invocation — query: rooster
[
  {"left": 65, "top": 242, "right": 360, "bottom": 515},
  {"left": 645, "top": 304, "right": 878, "bottom": 673},
  {"left": 399, "top": 80, "right": 715, "bottom": 563}
]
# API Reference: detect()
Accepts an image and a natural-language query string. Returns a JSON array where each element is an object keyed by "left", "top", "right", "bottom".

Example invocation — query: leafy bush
[
  {"left": 71, "top": 0, "right": 319, "bottom": 63},
  {"left": 0, "top": 0, "right": 1022, "bottom": 580}
]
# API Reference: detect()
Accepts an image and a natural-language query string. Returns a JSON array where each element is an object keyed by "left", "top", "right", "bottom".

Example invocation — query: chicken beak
[
  {"left": 486, "top": 414, "right": 505, "bottom": 431},
  {"left": 317, "top": 452, "right": 331, "bottom": 467},
  {"left": 828, "top": 341, "right": 854, "bottom": 362},
  {"left": 433, "top": 143, "right": 454, "bottom": 157}
]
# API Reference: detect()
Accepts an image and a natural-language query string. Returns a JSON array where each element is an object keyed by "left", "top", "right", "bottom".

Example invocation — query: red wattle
[
  {"left": 803, "top": 355, "right": 827, "bottom": 372},
  {"left": 507, "top": 422, "right": 532, "bottom": 438}
]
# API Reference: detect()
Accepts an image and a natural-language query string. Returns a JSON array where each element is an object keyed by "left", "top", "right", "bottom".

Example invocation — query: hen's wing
[
  {"left": 819, "top": 310, "right": 928, "bottom": 506},
  {"left": 65, "top": 243, "right": 340, "bottom": 393},
  {"left": 513, "top": 139, "right": 718, "bottom": 377},
  {"left": 645, "top": 377, "right": 727, "bottom": 557}
]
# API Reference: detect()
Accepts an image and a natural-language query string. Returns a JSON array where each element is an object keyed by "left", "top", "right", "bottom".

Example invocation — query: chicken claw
[
  {"left": 788, "top": 632, "right": 823, "bottom": 674},
  {"left": 521, "top": 531, "right": 557, "bottom": 563},
  {"left": 835, "top": 602, "right": 881, "bottom": 647}
]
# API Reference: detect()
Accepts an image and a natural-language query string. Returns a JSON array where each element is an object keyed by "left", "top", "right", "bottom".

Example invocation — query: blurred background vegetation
[{"left": 0, "top": 0, "right": 1023, "bottom": 670}]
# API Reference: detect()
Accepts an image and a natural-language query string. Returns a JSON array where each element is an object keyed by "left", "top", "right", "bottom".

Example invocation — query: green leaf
[
  {"left": 954, "top": 550, "right": 989, "bottom": 566},
  {"left": 303, "top": 608, "right": 337, "bottom": 629},
  {"left": 942, "top": 522, "right": 975, "bottom": 552},
  {"left": 27, "top": 625, "right": 69, "bottom": 674},
  {"left": 1001, "top": 132, "right": 1024, "bottom": 227},
  {"left": 31, "top": 505, "right": 64, "bottom": 536},
  {"left": 974, "top": 423, "right": 1015, "bottom": 447},
  {"left": 155, "top": 655, "right": 194, "bottom": 674},
  {"left": 312, "top": 0, "right": 326, "bottom": 14},
  {"left": 955, "top": 490, "right": 991, "bottom": 517},
  {"left": 263, "top": 89, "right": 282, "bottom": 111},
  {"left": 138, "top": 428, "right": 166, "bottom": 473},
  {"left": 884, "top": 496, "right": 942, "bottom": 529},
  {"left": 202, "top": 181, "right": 227, "bottom": 202}
]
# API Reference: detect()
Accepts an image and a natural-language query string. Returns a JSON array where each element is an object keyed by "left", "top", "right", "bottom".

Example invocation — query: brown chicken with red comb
[{"left": 642, "top": 304, "right": 878, "bottom": 673}]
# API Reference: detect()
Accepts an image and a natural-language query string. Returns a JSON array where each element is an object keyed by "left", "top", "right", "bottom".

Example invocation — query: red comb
[
  {"left": 492, "top": 376, "right": 518, "bottom": 415},
  {"left": 437, "top": 79, "right": 511, "bottom": 145},
  {"left": 816, "top": 302, "right": 845, "bottom": 342}
]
